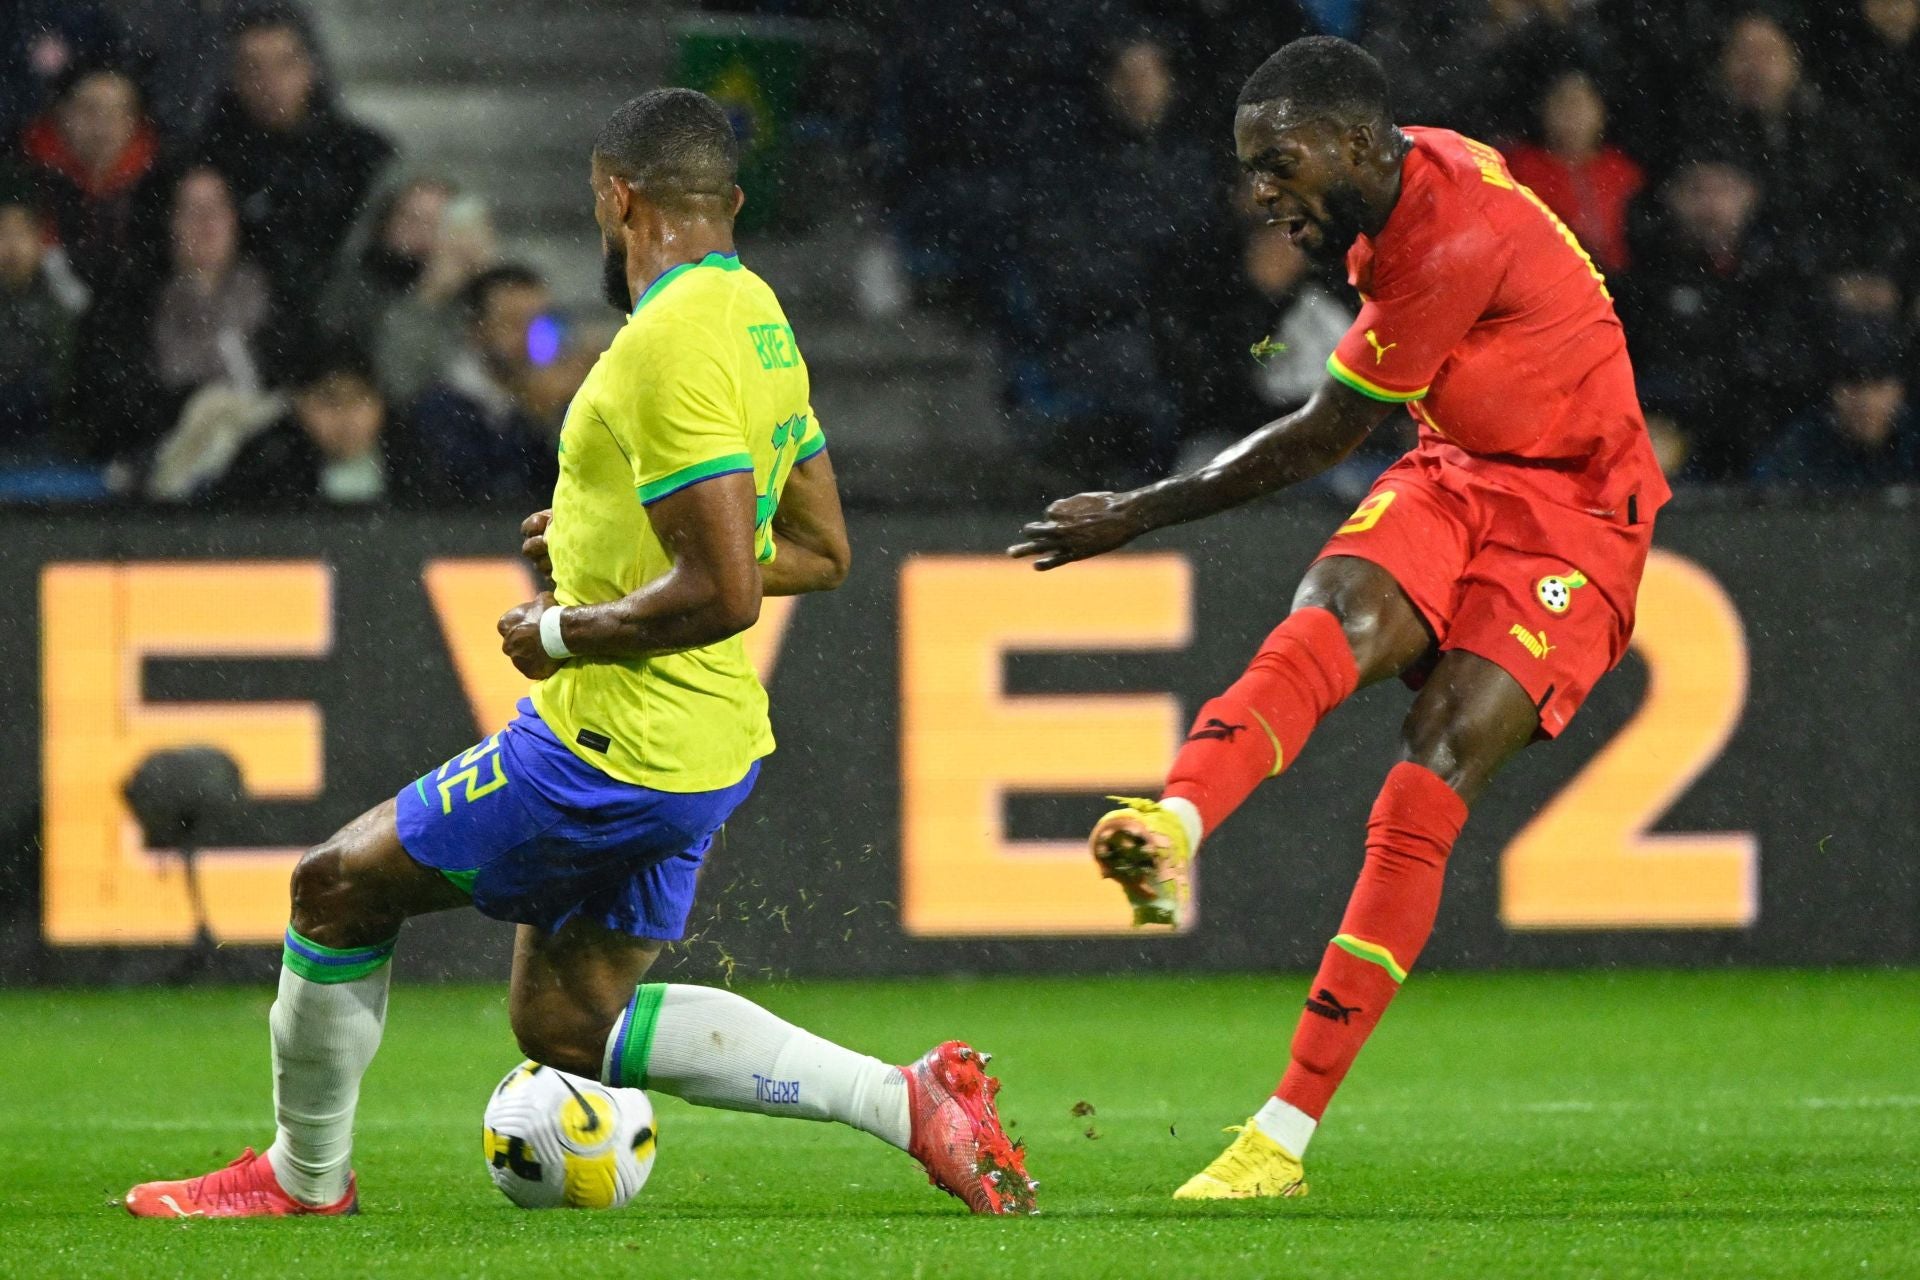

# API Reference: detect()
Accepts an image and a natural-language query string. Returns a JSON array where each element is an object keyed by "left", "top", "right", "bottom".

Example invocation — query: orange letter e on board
[
  {"left": 41, "top": 563, "right": 331, "bottom": 945},
  {"left": 900, "top": 554, "right": 1191, "bottom": 936}
]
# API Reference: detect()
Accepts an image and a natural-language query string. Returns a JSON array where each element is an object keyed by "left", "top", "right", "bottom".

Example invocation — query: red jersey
[{"left": 1327, "top": 127, "right": 1670, "bottom": 519}]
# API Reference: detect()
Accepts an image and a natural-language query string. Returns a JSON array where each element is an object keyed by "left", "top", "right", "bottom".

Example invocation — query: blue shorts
[{"left": 395, "top": 699, "right": 759, "bottom": 940}]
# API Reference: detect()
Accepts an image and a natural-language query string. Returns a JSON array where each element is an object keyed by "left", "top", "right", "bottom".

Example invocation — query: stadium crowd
[
  {"left": 865, "top": 0, "right": 1920, "bottom": 493},
  {"left": 0, "top": 0, "right": 586, "bottom": 507},
  {"left": 1, "top": 0, "right": 1915, "bottom": 506}
]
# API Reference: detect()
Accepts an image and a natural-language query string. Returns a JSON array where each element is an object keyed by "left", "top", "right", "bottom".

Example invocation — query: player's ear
[
  {"left": 731, "top": 185, "right": 746, "bottom": 218},
  {"left": 608, "top": 174, "right": 635, "bottom": 225},
  {"left": 1345, "top": 121, "right": 1375, "bottom": 168}
]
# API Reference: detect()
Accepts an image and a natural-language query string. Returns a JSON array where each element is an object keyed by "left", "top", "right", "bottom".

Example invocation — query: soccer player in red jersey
[{"left": 1011, "top": 35, "right": 1671, "bottom": 1198}]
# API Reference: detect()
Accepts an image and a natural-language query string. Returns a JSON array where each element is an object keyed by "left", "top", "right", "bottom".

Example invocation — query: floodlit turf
[{"left": 2, "top": 971, "right": 1916, "bottom": 1280}]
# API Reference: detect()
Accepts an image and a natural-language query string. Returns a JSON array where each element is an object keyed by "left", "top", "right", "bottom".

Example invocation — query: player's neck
[{"left": 625, "top": 221, "right": 737, "bottom": 304}]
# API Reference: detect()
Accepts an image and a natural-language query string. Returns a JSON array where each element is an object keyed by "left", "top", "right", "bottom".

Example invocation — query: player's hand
[
  {"left": 520, "top": 509, "right": 553, "bottom": 580},
  {"left": 1008, "top": 492, "right": 1144, "bottom": 570},
  {"left": 498, "top": 592, "right": 563, "bottom": 680}
]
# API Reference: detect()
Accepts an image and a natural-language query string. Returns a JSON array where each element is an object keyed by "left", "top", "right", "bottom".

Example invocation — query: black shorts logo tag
[{"left": 575, "top": 729, "right": 612, "bottom": 753}]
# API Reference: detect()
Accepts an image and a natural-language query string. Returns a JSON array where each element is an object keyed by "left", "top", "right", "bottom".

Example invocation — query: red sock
[
  {"left": 1162, "top": 607, "right": 1357, "bottom": 838},
  {"left": 1276, "top": 762, "right": 1468, "bottom": 1119}
]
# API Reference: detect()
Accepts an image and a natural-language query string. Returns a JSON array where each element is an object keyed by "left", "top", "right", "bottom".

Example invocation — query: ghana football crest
[{"left": 1535, "top": 570, "right": 1587, "bottom": 614}]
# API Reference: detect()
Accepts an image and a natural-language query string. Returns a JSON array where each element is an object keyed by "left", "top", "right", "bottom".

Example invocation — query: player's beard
[
  {"left": 601, "top": 233, "right": 631, "bottom": 313},
  {"left": 1304, "top": 179, "right": 1373, "bottom": 267}
]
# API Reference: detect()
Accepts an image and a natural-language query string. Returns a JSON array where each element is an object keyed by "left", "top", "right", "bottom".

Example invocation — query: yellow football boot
[
  {"left": 1088, "top": 797, "right": 1193, "bottom": 927},
  {"left": 1173, "top": 1124, "right": 1309, "bottom": 1200}
]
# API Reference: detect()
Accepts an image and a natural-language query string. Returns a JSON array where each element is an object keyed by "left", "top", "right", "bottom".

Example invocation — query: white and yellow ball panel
[{"left": 482, "top": 1060, "right": 658, "bottom": 1209}]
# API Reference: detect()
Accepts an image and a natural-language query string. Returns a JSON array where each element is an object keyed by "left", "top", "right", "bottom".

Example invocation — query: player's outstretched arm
[
  {"left": 498, "top": 471, "right": 762, "bottom": 675},
  {"left": 1009, "top": 380, "right": 1393, "bottom": 570},
  {"left": 761, "top": 451, "right": 851, "bottom": 597}
]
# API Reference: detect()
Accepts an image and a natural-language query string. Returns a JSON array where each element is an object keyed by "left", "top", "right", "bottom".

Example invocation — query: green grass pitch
[{"left": 3, "top": 970, "right": 1916, "bottom": 1279}]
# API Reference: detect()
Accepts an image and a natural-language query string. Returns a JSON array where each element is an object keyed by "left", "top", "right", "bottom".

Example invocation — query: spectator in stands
[
  {"left": 196, "top": 1, "right": 393, "bottom": 306},
  {"left": 872, "top": 5, "right": 1039, "bottom": 320},
  {"left": 205, "top": 337, "right": 391, "bottom": 506},
  {"left": 403, "top": 264, "right": 560, "bottom": 506},
  {"left": 1504, "top": 68, "right": 1644, "bottom": 273},
  {"left": 319, "top": 175, "right": 455, "bottom": 352},
  {"left": 111, "top": 0, "right": 242, "bottom": 139},
  {"left": 1819, "top": 0, "right": 1919, "bottom": 164},
  {"left": 1231, "top": 224, "right": 1354, "bottom": 419},
  {"left": 1815, "top": 0, "right": 1920, "bottom": 276},
  {"left": 1150, "top": 0, "right": 1312, "bottom": 140},
  {"left": 1183, "top": 220, "right": 1377, "bottom": 489},
  {"left": 1366, "top": 0, "right": 1614, "bottom": 141},
  {"left": 371, "top": 194, "right": 498, "bottom": 404},
  {"left": 1822, "top": 237, "right": 1909, "bottom": 324},
  {"left": 0, "top": 1, "right": 124, "bottom": 144},
  {"left": 19, "top": 64, "right": 163, "bottom": 293},
  {"left": 1616, "top": 152, "right": 1811, "bottom": 481},
  {"left": 1014, "top": 32, "right": 1225, "bottom": 484},
  {"left": 1753, "top": 320, "right": 1919, "bottom": 490},
  {"left": 1588, "top": 0, "right": 1735, "bottom": 158},
  {"left": 151, "top": 165, "right": 275, "bottom": 397},
  {"left": 0, "top": 188, "right": 80, "bottom": 458},
  {"left": 1692, "top": 11, "right": 1855, "bottom": 253}
]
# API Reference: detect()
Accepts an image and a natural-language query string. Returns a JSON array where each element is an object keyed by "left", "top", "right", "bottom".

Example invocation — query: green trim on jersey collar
[{"left": 631, "top": 250, "right": 743, "bottom": 314}]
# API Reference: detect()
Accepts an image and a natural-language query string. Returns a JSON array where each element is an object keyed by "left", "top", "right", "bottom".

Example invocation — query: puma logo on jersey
[
  {"left": 1363, "top": 329, "right": 1398, "bottom": 365},
  {"left": 1508, "top": 624, "right": 1554, "bottom": 660}
]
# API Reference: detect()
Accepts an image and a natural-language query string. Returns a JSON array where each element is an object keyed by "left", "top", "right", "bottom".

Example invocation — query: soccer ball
[{"left": 482, "top": 1060, "right": 658, "bottom": 1209}]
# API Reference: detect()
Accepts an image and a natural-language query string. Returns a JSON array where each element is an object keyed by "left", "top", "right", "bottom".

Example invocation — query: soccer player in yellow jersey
[{"left": 126, "top": 89, "right": 1034, "bottom": 1220}]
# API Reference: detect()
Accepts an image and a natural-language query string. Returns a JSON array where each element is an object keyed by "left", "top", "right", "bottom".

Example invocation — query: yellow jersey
[{"left": 531, "top": 250, "right": 824, "bottom": 791}]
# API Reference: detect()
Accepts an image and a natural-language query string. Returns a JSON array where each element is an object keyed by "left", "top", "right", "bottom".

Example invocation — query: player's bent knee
[
  {"left": 1400, "top": 715, "right": 1463, "bottom": 784},
  {"left": 288, "top": 842, "right": 400, "bottom": 948},
  {"left": 1398, "top": 704, "right": 1513, "bottom": 803},
  {"left": 510, "top": 1005, "right": 608, "bottom": 1079},
  {"left": 289, "top": 845, "right": 348, "bottom": 920},
  {"left": 1294, "top": 559, "right": 1426, "bottom": 680}
]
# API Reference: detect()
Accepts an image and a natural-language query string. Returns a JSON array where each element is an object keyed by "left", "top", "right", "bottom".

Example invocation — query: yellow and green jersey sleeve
[
  {"left": 532, "top": 251, "right": 820, "bottom": 792},
  {"left": 624, "top": 333, "right": 756, "bottom": 506}
]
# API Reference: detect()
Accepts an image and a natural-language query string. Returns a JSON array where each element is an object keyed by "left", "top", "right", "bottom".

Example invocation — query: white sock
[
  {"left": 1251, "top": 1095, "right": 1317, "bottom": 1159},
  {"left": 603, "top": 984, "right": 911, "bottom": 1150},
  {"left": 265, "top": 929, "right": 395, "bottom": 1205},
  {"left": 1161, "top": 795, "right": 1204, "bottom": 852}
]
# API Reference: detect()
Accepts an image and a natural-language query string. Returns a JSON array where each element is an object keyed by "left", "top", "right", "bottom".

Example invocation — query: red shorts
[{"left": 1314, "top": 452, "right": 1655, "bottom": 736}]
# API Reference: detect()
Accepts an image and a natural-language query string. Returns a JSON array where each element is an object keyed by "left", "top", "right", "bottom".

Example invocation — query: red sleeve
[{"left": 1328, "top": 210, "right": 1506, "bottom": 403}]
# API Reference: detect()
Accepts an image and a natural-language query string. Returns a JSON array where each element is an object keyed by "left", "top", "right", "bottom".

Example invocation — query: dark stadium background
[{"left": 1, "top": 0, "right": 1916, "bottom": 986}]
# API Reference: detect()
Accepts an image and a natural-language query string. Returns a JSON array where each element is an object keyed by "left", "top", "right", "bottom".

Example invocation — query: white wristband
[{"left": 538, "top": 605, "right": 574, "bottom": 660}]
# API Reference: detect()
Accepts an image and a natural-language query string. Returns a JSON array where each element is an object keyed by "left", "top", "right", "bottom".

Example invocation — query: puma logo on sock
[
  {"left": 1187, "top": 718, "right": 1247, "bottom": 742},
  {"left": 1304, "top": 988, "right": 1361, "bottom": 1024}
]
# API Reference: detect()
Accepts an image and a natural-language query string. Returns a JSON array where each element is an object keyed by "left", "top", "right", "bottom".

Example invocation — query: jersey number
[
  {"left": 436, "top": 732, "right": 508, "bottom": 814},
  {"left": 754, "top": 414, "right": 810, "bottom": 557},
  {"left": 1337, "top": 491, "right": 1396, "bottom": 535}
]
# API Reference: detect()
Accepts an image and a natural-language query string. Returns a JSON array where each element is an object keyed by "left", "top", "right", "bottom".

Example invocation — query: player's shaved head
[
  {"left": 592, "top": 88, "right": 739, "bottom": 214},
  {"left": 1238, "top": 36, "right": 1392, "bottom": 129}
]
